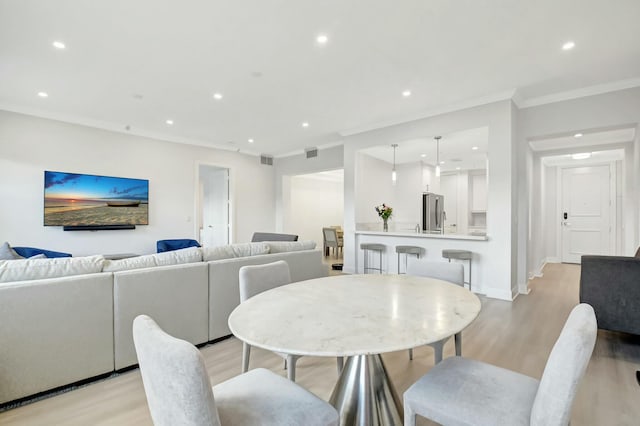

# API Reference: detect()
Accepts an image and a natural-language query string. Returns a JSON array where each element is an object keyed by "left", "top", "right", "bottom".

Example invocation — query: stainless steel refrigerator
[{"left": 422, "top": 192, "right": 445, "bottom": 234}]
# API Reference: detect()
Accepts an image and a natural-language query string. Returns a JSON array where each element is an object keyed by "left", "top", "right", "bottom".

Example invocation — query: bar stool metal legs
[
  {"left": 395, "top": 246, "right": 423, "bottom": 274},
  {"left": 360, "top": 243, "right": 385, "bottom": 274}
]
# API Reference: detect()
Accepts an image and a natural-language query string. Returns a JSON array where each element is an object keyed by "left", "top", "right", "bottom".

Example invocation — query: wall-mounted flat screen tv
[{"left": 44, "top": 171, "right": 149, "bottom": 227}]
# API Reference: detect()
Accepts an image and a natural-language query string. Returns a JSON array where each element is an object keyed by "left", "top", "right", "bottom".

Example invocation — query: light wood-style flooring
[{"left": 1, "top": 263, "right": 639, "bottom": 425}]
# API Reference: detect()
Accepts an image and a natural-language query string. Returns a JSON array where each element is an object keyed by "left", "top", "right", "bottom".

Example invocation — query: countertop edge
[{"left": 354, "top": 230, "right": 488, "bottom": 241}]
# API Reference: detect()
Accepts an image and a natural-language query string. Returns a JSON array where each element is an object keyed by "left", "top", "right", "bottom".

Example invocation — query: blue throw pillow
[
  {"left": 12, "top": 247, "right": 72, "bottom": 258},
  {"left": 156, "top": 239, "right": 201, "bottom": 253}
]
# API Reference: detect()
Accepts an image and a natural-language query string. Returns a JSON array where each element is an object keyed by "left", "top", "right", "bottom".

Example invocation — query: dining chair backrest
[
  {"left": 530, "top": 303, "right": 597, "bottom": 425},
  {"left": 323, "top": 227, "right": 339, "bottom": 244},
  {"left": 239, "top": 260, "right": 292, "bottom": 302},
  {"left": 133, "top": 315, "right": 221, "bottom": 426},
  {"left": 406, "top": 259, "right": 464, "bottom": 286}
]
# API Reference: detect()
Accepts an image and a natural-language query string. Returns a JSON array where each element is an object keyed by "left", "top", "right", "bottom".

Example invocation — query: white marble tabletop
[{"left": 228, "top": 274, "right": 482, "bottom": 357}]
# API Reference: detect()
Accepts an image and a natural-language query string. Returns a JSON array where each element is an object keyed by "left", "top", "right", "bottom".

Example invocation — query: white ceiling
[
  {"left": 541, "top": 149, "right": 625, "bottom": 166},
  {"left": 359, "top": 127, "right": 488, "bottom": 172},
  {"left": 295, "top": 169, "right": 344, "bottom": 182},
  {"left": 1, "top": 0, "right": 639, "bottom": 157},
  {"left": 529, "top": 127, "right": 636, "bottom": 151}
]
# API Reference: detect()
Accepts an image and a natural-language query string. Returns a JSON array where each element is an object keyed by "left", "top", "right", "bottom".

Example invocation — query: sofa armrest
[
  {"left": 579, "top": 255, "right": 640, "bottom": 335},
  {"left": 0, "top": 273, "right": 114, "bottom": 404}
]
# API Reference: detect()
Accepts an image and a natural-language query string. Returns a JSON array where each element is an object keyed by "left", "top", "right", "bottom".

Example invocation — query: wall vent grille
[
  {"left": 260, "top": 155, "right": 273, "bottom": 166},
  {"left": 305, "top": 147, "right": 318, "bottom": 158}
]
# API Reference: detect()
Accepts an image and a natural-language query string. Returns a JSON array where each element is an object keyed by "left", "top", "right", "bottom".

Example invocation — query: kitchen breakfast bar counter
[{"left": 354, "top": 229, "right": 489, "bottom": 293}]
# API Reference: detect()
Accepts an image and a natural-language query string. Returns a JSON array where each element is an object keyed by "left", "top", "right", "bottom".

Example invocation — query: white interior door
[
  {"left": 561, "top": 165, "right": 611, "bottom": 263},
  {"left": 199, "top": 165, "right": 229, "bottom": 248}
]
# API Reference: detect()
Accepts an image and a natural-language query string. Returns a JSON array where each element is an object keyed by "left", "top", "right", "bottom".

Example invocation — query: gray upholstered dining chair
[
  {"left": 322, "top": 227, "right": 343, "bottom": 258},
  {"left": 403, "top": 303, "right": 597, "bottom": 426},
  {"left": 239, "top": 260, "right": 343, "bottom": 381},
  {"left": 133, "top": 315, "right": 339, "bottom": 426},
  {"left": 406, "top": 259, "right": 465, "bottom": 364}
]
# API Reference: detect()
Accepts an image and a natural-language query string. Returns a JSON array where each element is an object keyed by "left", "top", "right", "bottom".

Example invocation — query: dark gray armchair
[
  {"left": 580, "top": 254, "right": 640, "bottom": 335},
  {"left": 251, "top": 232, "right": 298, "bottom": 242}
]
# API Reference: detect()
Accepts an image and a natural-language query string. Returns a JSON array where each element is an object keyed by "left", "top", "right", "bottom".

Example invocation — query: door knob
[{"left": 562, "top": 221, "right": 571, "bottom": 226}]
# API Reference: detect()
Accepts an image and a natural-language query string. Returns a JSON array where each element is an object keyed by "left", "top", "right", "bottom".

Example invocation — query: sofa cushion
[
  {"left": 202, "top": 242, "right": 269, "bottom": 261},
  {"left": 0, "top": 242, "right": 22, "bottom": 260},
  {"left": 0, "top": 255, "right": 105, "bottom": 283},
  {"left": 153, "top": 247, "right": 203, "bottom": 266},
  {"left": 265, "top": 240, "right": 316, "bottom": 253},
  {"left": 104, "top": 254, "right": 157, "bottom": 272}
]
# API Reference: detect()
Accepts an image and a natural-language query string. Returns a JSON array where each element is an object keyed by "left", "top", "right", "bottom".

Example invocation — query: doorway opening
[
  {"left": 197, "top": 164, "right": 230, "bottom": 248},
  {"left": 282, "top": 169, "right": 344, "bottom": 262}
]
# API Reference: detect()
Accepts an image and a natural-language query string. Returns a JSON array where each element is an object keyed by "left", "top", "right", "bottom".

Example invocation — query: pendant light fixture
[
  {"left": 434, "top": 136, "right": 442, "bottom": 177},
  {"left": 391, "top": 143, "right": 398, "bottom": 184}
]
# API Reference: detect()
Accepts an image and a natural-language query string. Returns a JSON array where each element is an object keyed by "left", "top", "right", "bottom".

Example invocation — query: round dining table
[{"left": 228, "top": 273, "right": 481, "bottom": 426}]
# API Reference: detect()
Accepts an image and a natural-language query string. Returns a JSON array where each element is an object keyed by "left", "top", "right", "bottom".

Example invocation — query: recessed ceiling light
[
  {"left": 439, "top": 161, "right": 445, "bottom": 165},
  {"left": 302, "top": 122, "right": 309, "bottom": 128},
  {"left": 562, "top": 41, "right": 575, "bottom": 51},
  {"left": 471, "top": 146, "right": 478, "bottom": 150},
  {"left": 402, "top": 90, "right": 411, "bottom": 97},
  {"left": 456, "top": 167, "right": 461, "bottom": 170},
  {"left": 421, "top": 154, "right": 426, "bottom": 158},
  {"left": 37, "top": 92, "right": 48, "bottom": 98},
  {"left": 248, "top": 139, "right": 254, "bottom": 143},
  {"left": 572, "top": 153, "right": 591, "bottom": 160},
  {"left": 213, "top": 93, "right": 223, "bottom": 100},
  {"left": 165, "top": 119, "right": 174, "bottom": 125},
  {"left": 316, "top": 34, "right": 329, "bottom": 44},
  {"left": 574, "top": 133, "right": 583, "bottom": 138},
  {"left": 52, "top": 41, "right": 66, "bottom": 49}
]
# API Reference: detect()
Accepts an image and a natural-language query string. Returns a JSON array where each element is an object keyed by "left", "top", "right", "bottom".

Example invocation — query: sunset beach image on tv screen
[{"left": 44, "top": 171, "right": 149, "bottom": 226}]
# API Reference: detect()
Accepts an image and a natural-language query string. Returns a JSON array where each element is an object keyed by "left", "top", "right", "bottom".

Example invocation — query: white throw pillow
[
  {"left": 0, "top": 242, "right": 22, "bottom": 260},
  {"left": 153, "top": 247, "right": 203, "bottom": 266},
  {"left": 103, "top": 254, "right": 157, "bottom": 272},
  {"left": 266, "top": 240, "right": 316, "bottom": 253},
  {"left": 202, "top": 242, "right": 269, "bottom": 261},
  {"left": 0, "top": 255, "right": 105, "bottom": 283}
]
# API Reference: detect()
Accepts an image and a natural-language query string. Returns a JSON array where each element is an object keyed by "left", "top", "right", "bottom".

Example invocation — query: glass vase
[{"left": 383, "top": 218, "right": 388, "bottom": 232}]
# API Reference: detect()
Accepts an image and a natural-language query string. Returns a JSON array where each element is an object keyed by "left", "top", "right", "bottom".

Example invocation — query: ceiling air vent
[
  {"left": 260, "top": 155, "right": 273, "bottom": 166},
  {"left": 305, "top": 147, "right": 318, "bottom": 159}
]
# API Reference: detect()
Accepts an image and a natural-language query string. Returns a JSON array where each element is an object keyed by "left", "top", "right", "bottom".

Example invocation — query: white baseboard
[
  {"left": 530, "top": 256, "right": 561, "bottom": 279},
  {"left": 518, "top": 282, "right": 531, "bottom": 294},
  {"left": 484, "top": 287, "right": 515, "bottom": 301}
]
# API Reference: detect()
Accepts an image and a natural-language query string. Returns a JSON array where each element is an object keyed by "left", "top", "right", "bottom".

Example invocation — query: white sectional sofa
[{"left": 0, "top": 241, "right": 327, "bottom": 405}]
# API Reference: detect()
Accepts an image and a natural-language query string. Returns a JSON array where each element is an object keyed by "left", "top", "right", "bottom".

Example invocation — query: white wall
[
  {"left": 284, "top": 175, "right": 344, "bottom": 244},
  {"left": 274, "top": 145, "right": 344, "bottom": 233},
  {"left": 521, "top": 87, "right": 640, "bottom": 272},
  {"left": 0, "top": 110, "right": 275, "bottom": 255}
]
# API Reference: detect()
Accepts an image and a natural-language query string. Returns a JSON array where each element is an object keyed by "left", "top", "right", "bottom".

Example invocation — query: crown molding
[
  {"left": 338, "top": 90, "right": 517, "bottom": 137},
  {"left": 518, "top": 77, "right": 640, "bottom": 109},
  {"left": 0, "top": 102, "right": 260, "bottom": 156}
]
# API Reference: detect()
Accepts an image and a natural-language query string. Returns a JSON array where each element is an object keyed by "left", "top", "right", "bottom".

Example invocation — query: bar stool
[
  {"left": 442, "top": 249, "right": 473, "bottom": 290},
  {"left": 360, "top": 243, "right": 385, "bottom": 274},
  {"left": 395, "top": 246, "right": 422, "bottom": 274}
]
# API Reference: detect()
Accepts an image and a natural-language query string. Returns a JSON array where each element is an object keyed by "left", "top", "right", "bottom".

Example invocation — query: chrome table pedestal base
[{"left": 329, "top": 354, "right": 403, "bottom": 426}]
